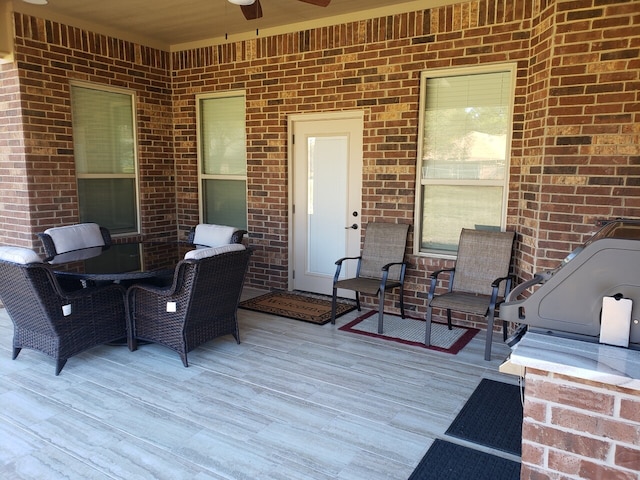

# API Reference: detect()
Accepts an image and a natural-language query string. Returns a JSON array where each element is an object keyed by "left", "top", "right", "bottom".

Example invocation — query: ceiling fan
[{"left": 228, "top": 0, "right": 331, "bottom": 21}]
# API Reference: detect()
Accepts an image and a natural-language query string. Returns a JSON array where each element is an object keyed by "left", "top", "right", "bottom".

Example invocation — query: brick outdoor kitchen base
[{"left": 510, "top": 333, "right": 640, "bottom": 480}]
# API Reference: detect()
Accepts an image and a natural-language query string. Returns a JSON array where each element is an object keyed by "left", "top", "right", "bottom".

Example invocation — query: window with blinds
[
  {"left": 415, "top": 66, "right": 515, "bottom": 254},
  {"left": 70, "top": 83, "right": 139, "bottom": 235},
  {"left": 197, "top": 93, "right": 248, "bottom": 230}
]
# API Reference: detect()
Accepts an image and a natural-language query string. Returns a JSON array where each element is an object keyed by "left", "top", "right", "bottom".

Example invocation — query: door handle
[{"left": 345, "top": 224, "right": 358, "bottom": 230}]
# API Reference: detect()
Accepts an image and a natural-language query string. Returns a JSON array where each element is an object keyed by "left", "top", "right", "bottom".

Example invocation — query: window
[
  {"left": 415, "top": 65, "right": 515, "bottom": 255},
  {"left": 70, "top": 83, "right": 139, "bottom": 235},
  {"left": 197, "top": 92, "right": 248, "bottom": 230}
]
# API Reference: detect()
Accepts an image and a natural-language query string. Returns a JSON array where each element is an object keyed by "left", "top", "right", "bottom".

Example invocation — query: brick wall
[
  {"left": 0, "top": 61, "right": 33, "bottom": 246},
  {"left": 3, "top": 16, "right": 175, "bottom": 248},
  {"left": 1, "top": 0, "right": 639, "bottom": 330},
  {"left": 521, "top": 368, "right": 640, "bottom": 479}
]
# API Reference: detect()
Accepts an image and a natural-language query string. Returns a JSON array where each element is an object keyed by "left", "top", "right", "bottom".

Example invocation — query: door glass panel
[{"left": 307, "top": 136, "right": 348, "bottom": 276}]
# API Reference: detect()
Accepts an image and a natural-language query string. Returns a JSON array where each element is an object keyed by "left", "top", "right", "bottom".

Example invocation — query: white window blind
[
  {"left": 71, "top": 84, "right": 139, "bottom": 234},
  {"left": 416, "top": 67, "right": 514, "bottom": 254},
  {"left": 198, "top": 93, "right": 248, "bottom": 230}
]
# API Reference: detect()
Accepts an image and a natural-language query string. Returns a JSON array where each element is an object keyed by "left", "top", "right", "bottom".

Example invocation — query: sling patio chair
[
  {"left": 330, "top": 222, "right": 410, "bottom": 333},
  {"left": 126, "top": 244, "right": 252, "bottom": 367},
  {"left": 0, "top": 245, "right": 127, "bottom": 375},
  {"left": 425, "top": 228, "right": 515, "bottom": 361}
]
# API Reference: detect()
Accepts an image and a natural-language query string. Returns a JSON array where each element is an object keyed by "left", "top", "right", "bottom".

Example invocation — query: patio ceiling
[{"left": 11, "top": 0, "right": 460, "bottom": 50}]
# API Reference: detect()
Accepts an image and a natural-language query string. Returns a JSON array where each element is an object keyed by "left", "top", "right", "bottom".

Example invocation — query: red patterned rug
[{"left": 339, "top": 311, "right": 478, "bottom": 354}]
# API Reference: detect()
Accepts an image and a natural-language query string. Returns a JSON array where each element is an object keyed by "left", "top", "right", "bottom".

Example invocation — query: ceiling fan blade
[
  {"left": 240, "top": 0, "right": 263, "bottom": 20},
  {"left": 297, "top": 0, "right": 331, "bottom": 6}
]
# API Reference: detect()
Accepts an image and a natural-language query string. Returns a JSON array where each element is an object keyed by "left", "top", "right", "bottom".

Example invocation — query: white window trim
[
  {"left": 70, "top": 80, "right": 141, "bottom": 236},
  {"left": 413, "top": 63, "right": 517, "bottom": 258},
  {"left": 195, "top": 90, "right": 248, "bottom": 226}
]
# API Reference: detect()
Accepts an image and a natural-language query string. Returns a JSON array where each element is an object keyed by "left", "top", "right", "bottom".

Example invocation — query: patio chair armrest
[
  {"left": 427, "top": 267, "right": 455, "bottom": 299},
  {"left": 231, "top": 229, "right": 247, "bottom": 244},
  {"left": 381, "top": 260, "right": 409, "bottom": 271},
  {"left": 333, "top": 256, "right": 362, "bottom": 284},
  {"left": 429, "top": 267, "right": 455, "bottom": 279},
  {"left": 334, "top": 256, "right": 361, "bottom": 265},
  {"left": 37, "top": 232, "right": 57, "bottom": 258},
  {"left": 491, "top": 274, "right": 514, "bottom": 289},
  {"left": 127, "top": 283, "right": 175, "bottom": 299}
]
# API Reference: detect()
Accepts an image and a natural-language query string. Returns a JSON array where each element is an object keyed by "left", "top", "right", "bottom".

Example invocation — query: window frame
[
  {"left": 70, "top": 81, "right": 141, "bottom": 236},
  {"left": 196, "top": 90, "right": 248, "bottom": 230},
  {"left": 413, "top": 64, "right": 517, "bottom": 257}
]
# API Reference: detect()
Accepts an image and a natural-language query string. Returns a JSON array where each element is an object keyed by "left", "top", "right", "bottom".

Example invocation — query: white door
[{"left": 289, "top": 111, "right": 363, "bottom": 296}]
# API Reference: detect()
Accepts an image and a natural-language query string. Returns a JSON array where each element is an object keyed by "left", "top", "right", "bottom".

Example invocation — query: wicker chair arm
[{"left": 37, "top": 232, "right": 57, "bottom": 258}]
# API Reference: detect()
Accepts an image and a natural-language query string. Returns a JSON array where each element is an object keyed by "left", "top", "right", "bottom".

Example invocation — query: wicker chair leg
[
  {"left": 55, "top": 358, "right": 68, "bottom": 376},
  {"left": 12, "top": 347, "right": 21, "bottom": 359},
  {"left": 180, "top": 354, "right": 189, "bottom": 368}
]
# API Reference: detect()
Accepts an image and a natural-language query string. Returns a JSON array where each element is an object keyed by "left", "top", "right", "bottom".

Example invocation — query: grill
[{"left": 501, "top": 219, "right": 640, "bottom": 349}]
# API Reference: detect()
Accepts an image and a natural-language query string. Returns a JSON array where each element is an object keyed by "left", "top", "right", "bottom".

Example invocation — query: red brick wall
[
  {"left": 0, "top": 61, "right": 33, "bottom": 246},
  {"left": 522, "top": 368, "right": 640, "bottom": 479},
  {"left": 1, "top": 0, "right": 639, "bottom": 328},
  {"left": 2, "top": 15, "right": 175, "bottom": 248}
]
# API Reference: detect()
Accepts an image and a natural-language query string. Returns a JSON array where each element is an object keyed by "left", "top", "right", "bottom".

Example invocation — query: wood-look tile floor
[{"left": 0, "top": 289, "right": 516, "bottom": 479}]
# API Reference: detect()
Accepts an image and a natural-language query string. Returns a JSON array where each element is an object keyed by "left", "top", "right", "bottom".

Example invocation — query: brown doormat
[{"left": 239, "top": 290, "right": 356, "bottom": 325}]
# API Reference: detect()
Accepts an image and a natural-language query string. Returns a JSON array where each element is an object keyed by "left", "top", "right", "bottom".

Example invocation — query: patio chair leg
[
  {"left": 330, "top": 287, "right": 338, "bottom": 324},
  {"left": 485, "top": 310, "right": 496, "bottom": 361},
  {"left": 425, "top": 306, "right": 433, "bottom": 346},
  {"left": 55, "top": 358, "right": 67, "bottom": 376},
  {"left": 446, "top": 309, "right": 452, "bottom": 330},
  {"left": 399, "top": 286, "right": 405, "bottom": 319},
  {"left": 377, "top": 290, "right": 385, "bottom": 334},
  {"left": 502, "top": 319, "right": 508, "bottom": 341},
  {"left": 12, "top": 347, "right": 21, "bottom": 359}
]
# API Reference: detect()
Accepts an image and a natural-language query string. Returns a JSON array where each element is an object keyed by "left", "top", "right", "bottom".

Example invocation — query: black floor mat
[
  {"left": 408, "top": 439, "right": 521, "bottom": 480},
  {"left": 445, "top": 378, "right": 523, "bottom": 456}
]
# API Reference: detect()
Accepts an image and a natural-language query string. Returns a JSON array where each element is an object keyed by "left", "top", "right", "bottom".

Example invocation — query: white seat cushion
[
  {"left": 44, "top": 223, "right": 105, "bottom": 253},
  {"left": 184, "top": 244, "right": 245, "bottom": 260},
  {"left": 192, "top": 224, "right": 238, "bottom": 248},
  {"left": 0, "top": 246, "right": 43, "bottom": 264}
]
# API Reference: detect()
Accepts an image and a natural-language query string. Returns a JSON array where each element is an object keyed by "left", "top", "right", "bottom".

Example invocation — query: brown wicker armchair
[
  {"left": 37, "top": 222, "right": 112, "bottom": 259},
  {"left": 187, "top": 223, "right": 247, "bottom": 247},
  {"left": 0, "top": 246, "right": 127, "bottom": 375},
  {"left": 126, "top": 245, "right": 252, "bottom": 366}
]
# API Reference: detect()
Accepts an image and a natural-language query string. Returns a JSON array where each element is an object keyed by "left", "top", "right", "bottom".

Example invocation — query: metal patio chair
[
  {"left": 330, "top": 222, "right": 410, "bottom": 333},
  {"left": 425, "top": 228, "right": 515, "bottom": 361}
]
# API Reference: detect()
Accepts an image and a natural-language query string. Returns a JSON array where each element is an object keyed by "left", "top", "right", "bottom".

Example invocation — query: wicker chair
[
  {"left": 187, "top": 224, "right": 247, "bottom": 248},
  {"left": 425, "top": 228, "right": 515, "bottom": 361},
  {"left": 0, "top": 246, "right": 127, "bottom": 375},
  {"left": 37, "top": 222, "right": 112, "bottom": 259},
  {"left": 126, "top": 244, "right": 252, "bottom": 366},
  {"left": 330, "top": 222, "right": 410, "bottom": 333}
]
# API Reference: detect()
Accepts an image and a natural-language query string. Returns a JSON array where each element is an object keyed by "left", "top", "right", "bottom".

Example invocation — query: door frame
[{"left": 287, "top": 110, "right": 365, "bottom": 292}]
